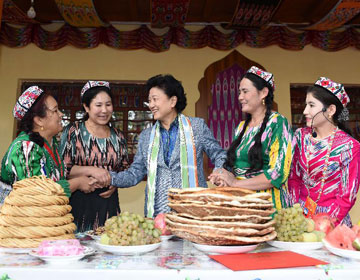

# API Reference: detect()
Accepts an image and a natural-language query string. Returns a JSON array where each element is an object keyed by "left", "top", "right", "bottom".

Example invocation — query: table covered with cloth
[{"left": 0, "top": 238, "right": 358, "bottom": 280}]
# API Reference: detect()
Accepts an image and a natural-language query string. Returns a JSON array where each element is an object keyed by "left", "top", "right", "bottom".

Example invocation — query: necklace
[
  {"left": 85, "top": 121, "right": 110, "bottom": 138},
  {"left": 305, "top": 127, "right": 337, "bottom": 203}
]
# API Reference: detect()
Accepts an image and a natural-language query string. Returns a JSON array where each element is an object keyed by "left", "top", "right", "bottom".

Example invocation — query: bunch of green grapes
[
  {"left": 103, "top": 212, "right": 161, "bottom": 246},
  {"left": 274, "top": 203, "right": 308, "bottom": 242}
]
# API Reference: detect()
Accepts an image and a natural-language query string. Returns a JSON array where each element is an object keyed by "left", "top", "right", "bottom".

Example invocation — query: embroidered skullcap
[
  {"left": 80, "top": 81, "right": 110, "bottom": 99},
  {"left": 247, "top": 66, "right": 275, "bottom": 90},
  {"left": 13, "top": 86, "right": 44, "bottom": 120},
  {"left": 314, "top": 77, "right": 350, "bottom": 107}
]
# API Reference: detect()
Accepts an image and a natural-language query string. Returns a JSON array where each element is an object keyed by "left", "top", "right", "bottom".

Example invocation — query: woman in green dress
[
  {"left": 209, "top": 66, "right": 294, "bottom": 209},
  {"left": 0, "top": 86, "right": 98, "bottom": 204}
]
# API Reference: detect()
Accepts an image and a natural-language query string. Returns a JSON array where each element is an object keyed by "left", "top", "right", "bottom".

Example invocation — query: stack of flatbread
[
  {"left": 0, "top": 176, "right": 76, "bottom": 248},
  {"left": 166, "top": 187, "right": 277, "bottom": 245}
]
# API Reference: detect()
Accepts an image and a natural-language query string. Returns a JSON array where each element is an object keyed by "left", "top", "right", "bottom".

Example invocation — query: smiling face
[
  {"left": 238, "top": 78, "right": 267, "bottom": 115},
  {"left": 83, "top": 91, "right": 113, "bottom": 126},
  {"left": 148, "top": 87, "right": 177, "bottom": 123},
  {"left": 42, "top": 95, "right": 64, "bottom": 136},
  {"left": 303, "top": 92, "right": 328, "bottom": 128}
]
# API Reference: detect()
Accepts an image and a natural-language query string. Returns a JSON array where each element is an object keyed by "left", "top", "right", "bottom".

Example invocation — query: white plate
[
  {"left": 267, "top": 240, "right": 323, "bottom": 250},
  {"left": 96, "top": 242, "right": 161, "bottom": 255},
  {"left": 84, "top": 230, "right": 101, "bottom": 241},
  {"left": 323, "top": 239, "right": 360, "bottom": 260},
  {"left": 160, "top": 235, "right": 174, "bottom": 241},
  {"left": 29, "top": 246, "right": 95, "bottom": 264},
  {"left": 192, "top": 243, "right": 258, "bottom": 254},
  {"left": 0, "top": 247, "right": 33, "bottom": 254}
]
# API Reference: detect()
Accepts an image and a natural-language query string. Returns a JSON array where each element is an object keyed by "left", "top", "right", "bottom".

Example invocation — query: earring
[
  {"left": 40, "top": 126, "right": 44, "bottom": 131},
  {"left": 262, "top": 99, "right": 265, "bottom": 106}
]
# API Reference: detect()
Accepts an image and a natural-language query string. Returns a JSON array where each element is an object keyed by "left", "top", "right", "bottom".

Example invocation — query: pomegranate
[
  {"left": 312, "top": 213, "right": 335, "bottom": 234},
  {"left": 154, "top": 213, "right": 171, "bottom": 235}
]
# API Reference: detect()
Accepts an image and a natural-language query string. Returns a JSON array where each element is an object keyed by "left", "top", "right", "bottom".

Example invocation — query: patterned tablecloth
[{"left": 0, "top": 237, "right": 359, "bottom": 280}]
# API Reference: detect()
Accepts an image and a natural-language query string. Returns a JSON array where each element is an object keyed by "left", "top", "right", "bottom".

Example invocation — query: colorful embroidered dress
[
  {"left": 60, "top": 121, "right": 129, "bottom": 231},
  {"left": 233, "top": 112, "right": 294, "bottom": 210},
  {"left": 0, "top": 132, "right": 71, "bottom": 203},
  {"left": 288, "top": 127, "right": 360, "bottom": 226}
]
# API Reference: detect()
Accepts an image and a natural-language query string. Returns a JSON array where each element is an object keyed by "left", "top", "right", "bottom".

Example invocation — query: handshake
[{"left": 70, "top": 166, "right": 114, "bottom": 198}]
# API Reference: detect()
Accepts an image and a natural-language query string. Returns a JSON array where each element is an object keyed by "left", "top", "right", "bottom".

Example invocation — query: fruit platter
[
  {"left": 267, "top": 204, "right": 326, "bottom": 250},
  {"left": 95, "top": 212, "right": 162, "bottom": 255},
  {"left": 323, "top": 224, "right": 360, "bottom": 260},
  {"left": 84, "top": 226, "right": 105, "bottom": 241}
]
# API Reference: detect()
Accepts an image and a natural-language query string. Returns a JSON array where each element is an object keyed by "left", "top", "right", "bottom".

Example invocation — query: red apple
[{"left": 154, "top": 213, "right": 171, "bottom": 235}]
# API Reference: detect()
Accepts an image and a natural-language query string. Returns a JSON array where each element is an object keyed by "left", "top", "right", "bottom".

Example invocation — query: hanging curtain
[
  {"left": 305, "top": 0, "right": 360, "bottom": 31},
  {"left": 1, "top": 23, "right": 360, "bottom": 52},
  {"left": 227, "top": 0, "right": 282, "bottom": 29},
  {"left": 54, "top": 0, "right": 108, "bottom": 27},
  {"left": 151, "top": 0, "right": 191, "bottom": 28},
  {"left": 0, "top": 0, "right": 3, "bottom": 30}
]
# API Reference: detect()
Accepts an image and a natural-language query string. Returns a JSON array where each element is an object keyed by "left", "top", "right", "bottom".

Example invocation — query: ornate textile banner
[
  {"left": 305, "top": 0, "right": 360, "bottom": 31},
  {"left": 151, "top": 0, "right": 190, "bottom": 28},
  {"left": 1, "top": 23, "right": 360, "bottom": 52},
  {"left": 0, "top": 0, "right": 3, "bottom": 29},
  {"left": 2, "top": 0, "right": 38, "bottom": 24},
  {"left": 227, "top": 0, "right": 282, "bottom": 29},
  {"left": 208, "top": 64, "right": 244, "bottom": 154},
  {"left": 54, "top": 0, "right": 108, "bottom": 27}
]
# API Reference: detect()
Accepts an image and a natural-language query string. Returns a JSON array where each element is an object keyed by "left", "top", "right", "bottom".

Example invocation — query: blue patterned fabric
[
  {"left": 160, "top": 117, "right": 179, "bottom": 166},
  {"left": 110, "top": 117, "right": 227, "bottom": 217}
]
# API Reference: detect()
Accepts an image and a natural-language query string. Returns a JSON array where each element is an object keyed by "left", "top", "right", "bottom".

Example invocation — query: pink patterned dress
[
  {"left": 288, "top": 127, "right": 360, "bottom": 226},
  {"left": 60, "top": 121, "right": 128, "bottom": 232}
]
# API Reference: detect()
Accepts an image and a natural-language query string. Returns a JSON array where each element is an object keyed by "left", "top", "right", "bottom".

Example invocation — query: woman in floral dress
[
  {"left": 288, "top": 77, "right": 360, "bottom": 226},
  {"left": 209, "top": 66, "right": 294, "bottom": 210}
]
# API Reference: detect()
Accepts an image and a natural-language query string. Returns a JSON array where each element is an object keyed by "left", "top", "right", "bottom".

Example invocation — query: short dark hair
[
  {"left": 146, "top": 74, "right": 187, "bottom": 113},
  {"left": 81, "top": 86, "right": 113, "bottom": 121}
]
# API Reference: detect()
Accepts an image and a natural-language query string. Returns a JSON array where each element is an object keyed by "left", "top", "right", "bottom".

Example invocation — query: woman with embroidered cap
[
  {"left": 208, "top": 66, "right": 294, "bottom": 210},
  {"left": 0, "top": 86, "right": 97, "bottom": 204},
  {"left": 110, "top": 74, "right": 227, "bottom": 218},
  {"left": 288, "top": 77, "right": 360, "bottom": 226},
  {"left": 60, "top": 81, "right": 129, "bottom": 231}
]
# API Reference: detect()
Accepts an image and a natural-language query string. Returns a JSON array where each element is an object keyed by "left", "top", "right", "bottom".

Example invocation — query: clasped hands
[
  {"left": 208, "top": 168, "right": 236, "bottom": 187},
  {"left": 78, "top": 167, "right": 114, "bottom": 197}
]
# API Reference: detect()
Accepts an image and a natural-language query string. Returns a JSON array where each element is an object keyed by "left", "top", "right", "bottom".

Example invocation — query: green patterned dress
[
  {"left": 233, "top": 112, "right": 294, "bottom": 209},
  {"left": 0, "top": 132, "right": 70, "bottom": 203}
]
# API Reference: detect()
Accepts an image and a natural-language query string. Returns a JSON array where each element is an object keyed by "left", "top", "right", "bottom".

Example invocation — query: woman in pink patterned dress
[
  {"left": 60, "top": 81, "right": 129, "bottom": 232},
  {"left": 288, "top": 77, "right": 360, "bottom": 226}
]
